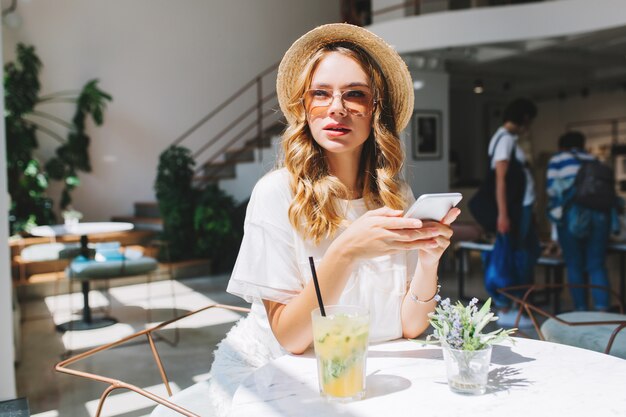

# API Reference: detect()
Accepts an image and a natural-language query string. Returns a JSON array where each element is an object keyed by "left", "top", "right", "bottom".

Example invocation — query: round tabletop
[
  {"left": 231, "top": 338, "right": 626, "bottom": 417},
  {"left": 29, "top": 222, "right": 134, "bottom": 237}
]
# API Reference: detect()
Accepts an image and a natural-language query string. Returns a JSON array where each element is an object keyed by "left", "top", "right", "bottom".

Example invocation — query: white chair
[{"left": 150, "top": 379, "right": 213, "bottom": 416}]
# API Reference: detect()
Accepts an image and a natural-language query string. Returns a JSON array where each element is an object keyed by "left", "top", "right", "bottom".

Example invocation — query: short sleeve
[
  {"left": 226, "top": 170, "right": 304, "bottom": 304},
  {"left": 490, "top": 133, "right": 516, "bottom": 169}
]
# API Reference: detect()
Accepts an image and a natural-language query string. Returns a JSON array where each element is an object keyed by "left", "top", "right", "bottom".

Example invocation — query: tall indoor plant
[{"left": 4, "top": 43, "right": 112, "bottom": 233}]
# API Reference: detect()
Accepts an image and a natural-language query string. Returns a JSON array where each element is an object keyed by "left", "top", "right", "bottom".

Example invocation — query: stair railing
[
  {"left": 372, "top": 0, "right": 555, "bottom": 20},
  {"left": 169, "top": 62, "right": 281, "bottom": 179}
]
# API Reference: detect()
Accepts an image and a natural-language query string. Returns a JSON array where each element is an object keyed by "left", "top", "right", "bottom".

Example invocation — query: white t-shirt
[
  {"left": 227, "top": 168, "right": 419, "bottom": 345},
  {"left": 488, "top": 126, "right": 536, "bottom": 206}
]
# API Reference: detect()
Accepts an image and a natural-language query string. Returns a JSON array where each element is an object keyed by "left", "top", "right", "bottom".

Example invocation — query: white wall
[
  {"left": 0, "top": 19, "right": 17, "bottom": 400},
  {"left": 403, "top": 69, "right": 450, "bottom": 196},
  {"left": 531, "top": 91, "right": 626, "bottom": 156},
  {"left": 2, "top": 0, "right": 340, "bottom": 220}
]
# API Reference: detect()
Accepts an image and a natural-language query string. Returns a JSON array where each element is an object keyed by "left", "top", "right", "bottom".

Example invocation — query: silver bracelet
[{"left": 409, "top": 282, "right": 441, "bottom": 304}]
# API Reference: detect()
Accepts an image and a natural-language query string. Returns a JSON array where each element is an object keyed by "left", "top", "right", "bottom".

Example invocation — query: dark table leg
[
  {"left": 619, "top": 251, "right": 626, "bottom": 306},
  {"left": 554, "top": 265, "right": 563, "bottom": 314},
  {"left": 56, "top": 281, "right": 117, "bottom": 332},
  {"left": 80, "top": 234, "right": 89, "bottom": 258},
  {"left": 82, "top": 281, "right": 91, "bottom": 323},
  {"left": 458, "top": 248, "right": 469, "bottom": 301},
  {"left": 56, "top": 234, "right": 117, "bottom": 332}
]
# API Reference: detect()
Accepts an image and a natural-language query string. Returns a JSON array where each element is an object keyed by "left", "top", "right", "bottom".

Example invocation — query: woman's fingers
[
  {"left": 420, "top": 222, "right": 454, "bottom": 239},
  {"left": 377, "top": 215, "right": 422, "bottom": 230},
  {"left": 442, "top": 208, "right": 461, "bottom": 225},
  {"left": 391, "top": 239, "right": 440, "bottom": 251},
  {"left": 368, "top": 206, "right": 404, "bottom": 217},
  {"left": 388, "top": 228, "right": 437, "bottom": 241}
]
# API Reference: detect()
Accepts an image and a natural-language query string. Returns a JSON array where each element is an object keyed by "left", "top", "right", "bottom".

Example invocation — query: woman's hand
[
  {"left": 497, "top": 213, "right": 510, "bottom": 234},
  {"left": 333, "top": 206, "right": 441, "bottom": 261},
  {"left": 417, "top": 208, "right": 461, "bottom": 267},
  {"left": 332, "top": 207, "right": 460, "bottom": 259}
]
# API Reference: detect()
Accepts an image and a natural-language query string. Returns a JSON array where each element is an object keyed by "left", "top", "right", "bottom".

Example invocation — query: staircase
[
  {"left": 113, "top": 62, "right": 283, "bottom": 227},
  {"left": 112, "top": 202, "right": 163, "bottom": 231},
  {"left": 111, "top": 121, "right": 283, "bottom": 231}
]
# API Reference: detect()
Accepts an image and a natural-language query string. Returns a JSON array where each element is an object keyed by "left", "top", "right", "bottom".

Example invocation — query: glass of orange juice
[{"left": 311, "top": 305, "right": 369, "bottom": 402}]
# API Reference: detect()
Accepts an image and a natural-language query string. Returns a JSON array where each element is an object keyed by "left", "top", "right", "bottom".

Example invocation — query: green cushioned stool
[
  {"left": 541, "top": 311, "right": 626, "bottom": 359},
  {"left": 69, "top": 257, "right": 158, "bottom": 279},
  {"left": 59, "top": 256, "right": 159, "bottom": 334}
]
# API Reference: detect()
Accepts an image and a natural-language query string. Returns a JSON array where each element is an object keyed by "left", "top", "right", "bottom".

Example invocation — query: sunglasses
[{"left": 302, "top": 88, "right": 377, "bottom": 118}]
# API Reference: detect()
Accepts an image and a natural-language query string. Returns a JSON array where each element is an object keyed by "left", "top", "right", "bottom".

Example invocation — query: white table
[
  {"left": 29, "top": 221, "right": 134, "bottom": 240},
  {"left": 30, "top": 222, "right": 134, "bottom": 331},
  {"left": 231, "top": 338, "right": 626, "bottom": 417}
]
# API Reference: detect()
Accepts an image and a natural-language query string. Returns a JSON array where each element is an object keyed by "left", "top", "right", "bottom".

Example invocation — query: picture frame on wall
[{"left": 411, "top": 110, "right": 442, "bottom": 160}]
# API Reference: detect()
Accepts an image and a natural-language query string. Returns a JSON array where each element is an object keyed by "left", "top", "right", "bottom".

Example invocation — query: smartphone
[{"left": 404, "top": 192, "right": 462, "bottom": 221}]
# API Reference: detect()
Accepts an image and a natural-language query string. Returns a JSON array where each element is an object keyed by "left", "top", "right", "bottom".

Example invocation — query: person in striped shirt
[{"left": 546, "top": 131, "right": 610, "bottom": 311}]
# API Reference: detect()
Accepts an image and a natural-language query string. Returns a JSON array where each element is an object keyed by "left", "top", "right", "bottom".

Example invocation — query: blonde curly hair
[{"left": 278, "top": 42, "right": 407, "bottom": 243}]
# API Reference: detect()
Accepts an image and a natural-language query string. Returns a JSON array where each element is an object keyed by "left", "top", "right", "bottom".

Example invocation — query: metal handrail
[
  {"left": 372, "top": 0, "right": 421, "bottom": 17},
  {"left": 371, "top": 0, "right": 552, "bottom": 19},
  {"left": 204, "top": 108, "right": 278, "bottom": 167},
  {"left": 171, "top": 63, "right": 278, "bottom": 148},
  {"left": 192, "top": 91, "right": 277, "bottom": 160},
  {"left": 168, "top": 62, "right": 279, "bottom": 174},
  {"left": 55, "top": 303, "right": 251, "bottom": 417}
]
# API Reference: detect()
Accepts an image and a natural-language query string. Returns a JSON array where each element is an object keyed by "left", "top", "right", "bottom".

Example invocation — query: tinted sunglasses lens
[
  {"left": 342, "top": 91, "right": 372, "bottom": 116},
  {"left": 303, "top": 90, "right": 373, "bottom": 117}
]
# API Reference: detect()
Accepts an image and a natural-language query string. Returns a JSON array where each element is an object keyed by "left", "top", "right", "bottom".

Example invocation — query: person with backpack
[
  {"left": 546, "top": 131, "right": 615, "bottom": 311},
  {"left": 484, "top": 98, "right": 540, "bottom": 327}
]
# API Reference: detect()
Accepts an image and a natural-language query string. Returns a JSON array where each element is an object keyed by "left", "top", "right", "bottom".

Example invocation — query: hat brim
[{"left": 276, "top": 23, "right": 414, "bottom": 132}]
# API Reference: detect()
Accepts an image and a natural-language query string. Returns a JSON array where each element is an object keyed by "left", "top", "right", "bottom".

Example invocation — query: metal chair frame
[
  {"left": 497, "top": 283, "right": 626, "bottom": 355},
  {"left": 55, "top": 303, "right": 250, "bottom": 417}
]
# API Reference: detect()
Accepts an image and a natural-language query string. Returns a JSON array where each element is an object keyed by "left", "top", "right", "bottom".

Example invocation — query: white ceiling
[{"left": 419, "top": 25, "right": 626, "bottom": 100}]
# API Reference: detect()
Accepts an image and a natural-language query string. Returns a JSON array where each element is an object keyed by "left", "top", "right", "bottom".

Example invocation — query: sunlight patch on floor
[
  {"left": 31, "top": 411, "right": 59, "bottom": 417},
  {"left": 40, "top": 279, "right": 242, "bottom": 352},
  {"left": 84, "top": 382, "right": 181, "bottom": 417}
]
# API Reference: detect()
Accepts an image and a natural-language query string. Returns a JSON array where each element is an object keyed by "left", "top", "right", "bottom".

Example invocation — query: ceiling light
[
  {"left": 427, "top": 57, "right": 439, "bottom": 70},
  {"left": 413, "top": 80, "right": 425, "bottom": 90},
  {"left": 473, "top": 79, "right": 484, "bottom": 94}
]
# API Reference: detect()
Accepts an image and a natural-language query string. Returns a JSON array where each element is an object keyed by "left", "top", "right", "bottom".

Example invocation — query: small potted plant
[
  {"left": 425, "top": 297, "right": 516, "bottom": 395},
  {"left": 62, "top": 208, "right": 83, "bottom": 226}
]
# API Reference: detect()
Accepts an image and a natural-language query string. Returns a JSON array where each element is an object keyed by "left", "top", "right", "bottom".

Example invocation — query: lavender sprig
[{"left": 419, "top": 297, "right": 516, "bottom": 351}]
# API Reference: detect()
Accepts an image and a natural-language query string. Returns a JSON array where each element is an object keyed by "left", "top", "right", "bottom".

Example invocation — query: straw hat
[{"left": 276, "top": 23, "right": 414, "bottom": 132}]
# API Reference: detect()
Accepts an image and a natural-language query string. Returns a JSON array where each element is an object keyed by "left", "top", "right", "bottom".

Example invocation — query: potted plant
[
  {"left": 424, "top": 297, "right": 516, "bottom": 395},
  {"left": 61, "top": 207, "right": 83, "bottom": 226}
]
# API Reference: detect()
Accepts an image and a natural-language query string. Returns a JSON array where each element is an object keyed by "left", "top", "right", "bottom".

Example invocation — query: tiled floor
[
  {"left": 15, "top": 252, "right": 623, "bottom": 416},
  {"left": 17, "top": 274, "right": 248, "bottom": 417}
]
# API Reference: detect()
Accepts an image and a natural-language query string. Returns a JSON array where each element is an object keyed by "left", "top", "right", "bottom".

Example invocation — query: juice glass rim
[{"left": 311, "top": 305, "right": 369, "bottom": 319}]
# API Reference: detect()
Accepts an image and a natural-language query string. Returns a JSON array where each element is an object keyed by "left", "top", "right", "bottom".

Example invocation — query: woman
[
  {"left": 208, "top": 23, "right": 459, "bottom": 415},
  {"left": 485, "top": 98, "right": 539, "bottom": 327}
]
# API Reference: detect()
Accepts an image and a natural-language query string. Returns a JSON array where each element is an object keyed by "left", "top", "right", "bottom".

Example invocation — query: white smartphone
[{"left": 404, "top": 192, "right": 463, "bottom": 221}]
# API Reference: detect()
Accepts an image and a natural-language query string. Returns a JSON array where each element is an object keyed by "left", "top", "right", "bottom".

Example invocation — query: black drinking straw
[{"left": 308, "top": 256, "right": 326, "bottom": 317}]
